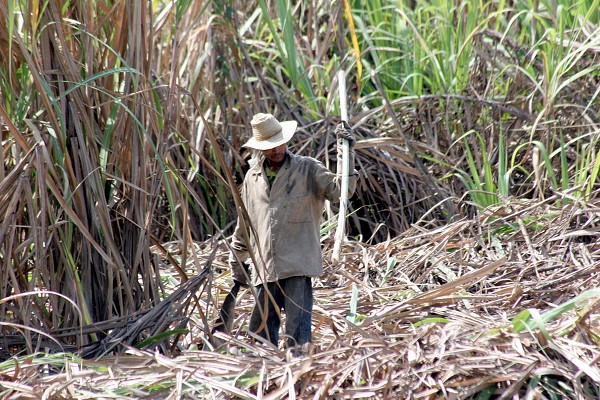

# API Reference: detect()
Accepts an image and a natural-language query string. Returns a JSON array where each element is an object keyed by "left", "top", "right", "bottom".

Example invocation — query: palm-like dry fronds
[{"left": 79, "top": 262, "right": 210, "bottom": 360}]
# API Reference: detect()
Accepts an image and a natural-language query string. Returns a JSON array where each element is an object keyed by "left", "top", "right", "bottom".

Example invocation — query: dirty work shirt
[{"left": 230, "top": 149, "right": 358, "bottom": 286}]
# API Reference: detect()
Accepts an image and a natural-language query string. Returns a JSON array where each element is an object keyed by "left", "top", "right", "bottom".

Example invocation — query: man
[{"left": 228, "top": 112, "right": 358, "bottom": 352}]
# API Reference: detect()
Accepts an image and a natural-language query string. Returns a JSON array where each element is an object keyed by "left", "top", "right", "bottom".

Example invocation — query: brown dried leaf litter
[{"left": 1, "top": 196, "right": 599, "bottom": 399}]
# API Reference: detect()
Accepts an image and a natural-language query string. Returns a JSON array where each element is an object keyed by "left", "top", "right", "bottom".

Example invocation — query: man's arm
[
  {"left": 228, "top": 183, "right": 252, "bottom": 287},
  {"left": 228, "top": 220, "right": 252, "bottom": 287}
]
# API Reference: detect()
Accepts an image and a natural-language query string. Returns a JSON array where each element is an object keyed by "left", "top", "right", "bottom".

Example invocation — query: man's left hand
[{"left": 335, "top": 121, "right": 355, "bottom": 147}]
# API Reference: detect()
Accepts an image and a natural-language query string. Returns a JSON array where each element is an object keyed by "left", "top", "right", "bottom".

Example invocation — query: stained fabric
[{"left": 230, "top": 146, "right": 358, "bottom": 286}]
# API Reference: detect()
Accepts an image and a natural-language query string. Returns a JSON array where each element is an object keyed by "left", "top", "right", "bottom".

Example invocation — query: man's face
[{"left": 262, "top": 143, "right": 287, "bottom": 164}]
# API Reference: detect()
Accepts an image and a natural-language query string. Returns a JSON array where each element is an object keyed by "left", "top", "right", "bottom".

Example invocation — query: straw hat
[{"left": 243, "top": 113, "right": 297, "bottom": 150}]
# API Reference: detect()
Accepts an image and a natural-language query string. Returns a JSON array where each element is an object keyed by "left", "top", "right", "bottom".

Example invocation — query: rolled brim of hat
[{"left": 243, "top": 120, "right": 297, "bottom": 150}]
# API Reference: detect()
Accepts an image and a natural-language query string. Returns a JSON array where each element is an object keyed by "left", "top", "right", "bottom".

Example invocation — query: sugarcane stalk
[{"left": 332, "top": 70, "right": 350, "bottom": 265}]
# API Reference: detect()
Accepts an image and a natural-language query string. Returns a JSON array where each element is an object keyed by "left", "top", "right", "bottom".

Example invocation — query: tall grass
[
  {"left": 0, "top": 0, "right": 200, "bottom": 349},
  {"left": 377, "top": 0, "right": 600, "bottom": 208}
]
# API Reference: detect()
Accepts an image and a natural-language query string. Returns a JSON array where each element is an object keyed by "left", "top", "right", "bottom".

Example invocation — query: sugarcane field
[{"left": 1, "top": 0, "right": 599, "bottom": 399}]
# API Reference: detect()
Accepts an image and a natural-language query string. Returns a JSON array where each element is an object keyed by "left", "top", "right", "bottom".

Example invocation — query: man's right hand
[{"left": 230, "top": 261, "right": 251, "bottom": 287}]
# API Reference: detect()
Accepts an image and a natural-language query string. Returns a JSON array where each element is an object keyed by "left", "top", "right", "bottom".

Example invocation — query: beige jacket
[{"left": 230, "top": 147, "right": 358, "bottom": 286}]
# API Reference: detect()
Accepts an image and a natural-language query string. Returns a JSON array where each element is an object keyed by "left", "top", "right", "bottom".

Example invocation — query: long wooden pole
[{"left": 332, "top": 70, "right": 350, "bottom": 265}]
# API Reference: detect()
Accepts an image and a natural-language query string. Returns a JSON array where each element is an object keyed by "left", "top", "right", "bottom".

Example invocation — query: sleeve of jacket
[
  {"left": 228, "top": 183, "right": 250, "bottom": 279},
  {"left": 229, "top": 214, "right": 249, "bottom": 262}
]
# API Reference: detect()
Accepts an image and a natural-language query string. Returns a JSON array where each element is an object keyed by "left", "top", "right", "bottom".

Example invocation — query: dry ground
[{"left": 1, "top": 196, "right": 599, "bottom": 399}]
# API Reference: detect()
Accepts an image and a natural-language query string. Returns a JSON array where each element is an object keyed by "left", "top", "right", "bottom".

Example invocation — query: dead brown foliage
[{"left": 1, "top": 194, "right": 598, "bottom": 399}]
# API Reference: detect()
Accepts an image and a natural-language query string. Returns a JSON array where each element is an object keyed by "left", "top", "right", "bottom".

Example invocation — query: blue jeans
[{"left": 248, "top": 276, "right": 313, "bottom": 347}]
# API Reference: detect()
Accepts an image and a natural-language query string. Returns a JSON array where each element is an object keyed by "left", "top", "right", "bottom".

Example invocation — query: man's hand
[
  {"left": 335, "top": 121, "right": 355, "bottom": 147},
  {"left": 230, "top": 261, "right": 251, "bottom": 288}
]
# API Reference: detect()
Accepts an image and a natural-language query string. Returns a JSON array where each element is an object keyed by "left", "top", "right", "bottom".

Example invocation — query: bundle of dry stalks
[{"left": 1, "top": 193, "right": 598, "bottom": 399}]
